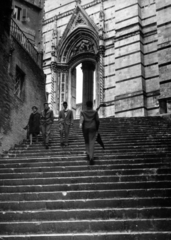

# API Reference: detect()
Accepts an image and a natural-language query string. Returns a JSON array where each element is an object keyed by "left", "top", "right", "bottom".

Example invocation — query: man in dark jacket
[
  {"left": 59, "top": 101, "right": 73, "bottom": 146},
  {"left": 79, "top": 100, "right": 100, "bottom": 165},
  {"left": 40, "top": 103, "right": 54, "bottom": 149}
]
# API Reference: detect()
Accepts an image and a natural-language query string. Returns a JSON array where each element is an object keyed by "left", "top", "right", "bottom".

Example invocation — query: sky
[{"left": 76, "top": 64, "right": 83, "bottom": 103}]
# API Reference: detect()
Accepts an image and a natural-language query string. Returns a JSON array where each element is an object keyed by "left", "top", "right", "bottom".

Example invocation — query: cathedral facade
[{"left": 42, "top": 0, "right": 171, "bottom": 117}]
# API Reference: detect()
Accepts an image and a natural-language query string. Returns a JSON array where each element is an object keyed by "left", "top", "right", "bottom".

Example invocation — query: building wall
[
  {"left": 42, "top": 0, "right": 171, "bottom": 117},
  {"left": 13, "top": 0, "right": 44, "bottom": 50},
  {"left": 0, "top": 35, "right": 12, "bottom": 155},
  {"left": 0, "top": 0, "right": 46, "bottom": 155},
  {"left": 0, "top": 36, "right": 46, "bottom": 155},
  {"left": 0, "top": 0, "right": 13, "bottom": 154}
]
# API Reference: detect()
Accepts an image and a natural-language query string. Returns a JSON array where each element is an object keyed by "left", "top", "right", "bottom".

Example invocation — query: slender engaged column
[{"left": 82, "top": 62, "right": 95, "bottom": 110}]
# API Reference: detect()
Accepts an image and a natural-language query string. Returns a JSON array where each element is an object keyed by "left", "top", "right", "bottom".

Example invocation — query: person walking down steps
[
  {"left": 79, "top": 100, "right": 100, "bottom": 165},
  {"left": 40, "top": 103, "right": 54, "bottom": 149},
  {"left": 59, "top": 101, "right": 73, "bottom": 147},
  {"left": 24, "top": 106, "right": 40, "bottom": 145}
]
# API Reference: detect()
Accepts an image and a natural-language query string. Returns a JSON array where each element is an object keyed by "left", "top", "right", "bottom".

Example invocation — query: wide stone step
[
  {"left": 0, "top": 219, "right": 171, "bottom": 235},
  {"left": 0, "top": 156, "right": 170, "bottom": 168},
  {"left": 30, "top": 132, "right": 171, "bottom": 138},
  {"left": 0, "top": 232, "right": 171, "bottom": 240},
  {"left": 0, "top": 188, "right": 170, "bottom": 201},
  {"left": 0, "top": 153, "right": 171, "bottom": 164},
  {"left": 14, "top": 137, "right": 171, "bottom": 144},
  {"left": 1, "top": 153, "right": 170, "bottom": 163},
  {"left": 6, "top": 148, "right": 171, "bottom": 158},
  {"left": 25, "top": 137, "right": 170, "bottom": 145},
  {"left": 0, "top": 174, "right": 171, "bottom": 186},
  {"left": 0, "top": 197, "right": 171, "bottom": 211},
  {"left": 23, "top": 130, "right": 171, "bottom": 136},
  {"left": 1, "top": 207, "right": 171, "bottom": 222},
  {"left": 8, "top": 144, "right": 171, "bottom": 155},
  {"left": 10, "top": 141, "right": 171, "bottom": 152},
  {"left": 0, "top": 167, "right": 170, "bottom": 179},
  {"left": 25, "top": 133, "right": 171, "bottom": 139},
  {"left": 0, "top": 161, "right": 171, "bottom": 174},
  {"left": 0, "top": 181, "right": 171, "bottom": 193}
]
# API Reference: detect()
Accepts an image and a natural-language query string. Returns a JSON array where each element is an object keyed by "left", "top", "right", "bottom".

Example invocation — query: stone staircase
[{"left": 0, "top": 116, "right": 171, "bottom": 239}]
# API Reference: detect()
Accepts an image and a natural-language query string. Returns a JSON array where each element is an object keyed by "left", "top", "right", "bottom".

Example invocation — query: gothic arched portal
[{"left": 50, "top": 4, "right": 105, "bottom": 118}]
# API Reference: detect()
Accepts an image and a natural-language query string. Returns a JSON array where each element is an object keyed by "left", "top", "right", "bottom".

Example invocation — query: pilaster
[
  {"left": 82, "top": 61, "right": 95, "bottom": 110},
  {"left": 114, "top": 0, "right": 146, "bottom": 117},
  {"left": 156, "top": 0, "right": 171, "bottom": 113}
]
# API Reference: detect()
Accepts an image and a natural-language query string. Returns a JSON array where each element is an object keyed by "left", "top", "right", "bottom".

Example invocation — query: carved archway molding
[
  {"left": 51, "top": 4, "right": 105, "bottom": 115},
  {"left": 58, "top": 26, "right": 99, "bottom": 64}
]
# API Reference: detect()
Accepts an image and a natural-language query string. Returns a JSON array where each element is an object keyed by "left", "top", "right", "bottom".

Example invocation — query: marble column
[{"left": 82, "top": 61, "right": 95, "bottom": 110}]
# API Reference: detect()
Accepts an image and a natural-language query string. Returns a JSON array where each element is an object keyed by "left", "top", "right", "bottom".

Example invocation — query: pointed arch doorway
[
  {"left": 70, "top": 60, "right": 96, "bottom": 119},
  {"left": 51, "top": 4, "right": 105, "bottom": 118}
]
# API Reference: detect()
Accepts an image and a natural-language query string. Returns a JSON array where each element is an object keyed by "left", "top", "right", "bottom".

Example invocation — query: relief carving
[
  {"left": 75, "top": 15, "right": 86, "bottom": 26},
  {"left": 71, "top": 40, "right": 95, "bottom": 57}
]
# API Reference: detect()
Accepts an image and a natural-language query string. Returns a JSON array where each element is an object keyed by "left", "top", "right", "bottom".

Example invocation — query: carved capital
[
  {"left": 51, "top": 62, "right": 69, "bottom": 73},
  {"left": 82, "top": 61, "right": 95, "bottom": 71}
]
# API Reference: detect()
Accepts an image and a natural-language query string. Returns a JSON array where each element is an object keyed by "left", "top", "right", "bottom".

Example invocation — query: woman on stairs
[
  {"left": 79, "top": 100, "right": 100, "bottom": 165},
  {"left": 26, "top": 106, "right": 40, "bottom": 145}
]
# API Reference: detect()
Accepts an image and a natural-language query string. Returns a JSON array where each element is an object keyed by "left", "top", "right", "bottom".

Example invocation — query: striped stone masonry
[{"left": 42, "top": 0, "right": 171, "bottom": 117}]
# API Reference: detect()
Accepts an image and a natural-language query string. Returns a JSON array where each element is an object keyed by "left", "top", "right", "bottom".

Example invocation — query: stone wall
[
  {"left": 0, "top": 35, "right": 46, "bottom": 155},
  {"left": 0, "top": 34, "right": 12, "bottom": 149}
]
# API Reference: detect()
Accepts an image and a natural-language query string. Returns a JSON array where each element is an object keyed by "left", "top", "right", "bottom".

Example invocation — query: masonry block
[
  {"left": 104, "top": 88, "right": 115, "bottom": 102},
  {"left": 159, "top": 64, "right": 171, "bottom": 82},
  {"left": 146, "top": 77, "right": 159, "bottom": 92},
  {"left": 115, "top": 0, "right": 140, "bottom": 11},
  {"left": 158, "top": 47, "right": 171, "bottom": 64},
  {"left": 145, "top": 64, "right": 159, "bottom": 78},
  {"left": 104, "top": 76, "right": 115, "bottom": 89},
  {"left": 116, "top": 77, "right": 144, "bottom": 96},
  {"left": 104, "top": 64, "right": 115, "bottom": 77},
  {"left": 115, "top": 42, "right": 142, "bottom": 58},
  {"left": 115, "top": 94, "right": 146, "bottom": 116},
  {"left": 144, "top": 52, "right": 158, "bottom": 66},
  {"left": 116, "top": 64, "right": 144, "bottom": 82},
  {"left": 115, "top": 52, "right": 142, "bottom": 69}
]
